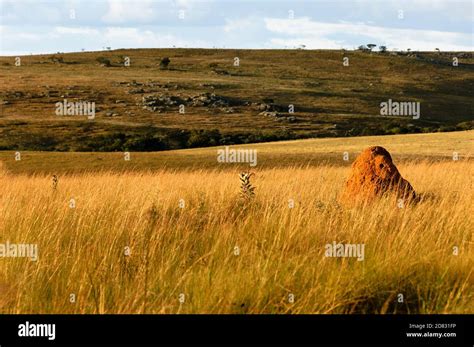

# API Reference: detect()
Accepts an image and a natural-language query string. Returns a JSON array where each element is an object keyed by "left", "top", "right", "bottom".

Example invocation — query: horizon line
[{"left": 2, "top": 47, "right": 471, "bottom": 57}]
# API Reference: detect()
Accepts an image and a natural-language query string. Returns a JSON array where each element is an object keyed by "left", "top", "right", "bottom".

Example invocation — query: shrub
[
  {"left": 96, "top": 57, "right": 111, "bottom": 67},
  {"left": 438, "top": 126, "right": 456, "bottom": 132},
  {"left": 367, "top": 44, "right": 377, "bottom": 51},
  {"left": 159, "top": 57, "right": 171, "bottom": 69},
  {"left": 124, "top": 135, "right": 167, "bottom": 151},
  {"left": 187, "top": 129, "right": 222, "bottom": 148},
  {"left": 387, "top": 127, "right": 401, "bottom": 135},
  {"left": 456, "top": 121, "right": 474, "bottom": 130},
  {"left": 49, "top": 55, "right": 64, "bottom": 64}
]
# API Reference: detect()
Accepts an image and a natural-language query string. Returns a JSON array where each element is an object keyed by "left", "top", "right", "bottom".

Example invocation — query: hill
[{"left": 0, "top": 48, "right": 473, "bottom": 151}]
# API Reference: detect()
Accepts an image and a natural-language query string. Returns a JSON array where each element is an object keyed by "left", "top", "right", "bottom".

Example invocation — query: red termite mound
[{"left": 340, "top": 146, "right": 416, "bottom": 204}]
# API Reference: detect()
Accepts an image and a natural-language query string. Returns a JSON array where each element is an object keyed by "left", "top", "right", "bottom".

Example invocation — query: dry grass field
[
  {"left": 1, "top": 130, "right": 472, "bottom": 174},
  {"left": 0, "top": 131, "right": 472, "bottom": 314}
]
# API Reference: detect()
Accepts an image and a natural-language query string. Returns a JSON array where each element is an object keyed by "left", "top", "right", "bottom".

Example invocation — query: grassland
[
  {"left": 0, "top": 130, "right": 472, "bottom": 174},
  {"left": 1, "top": 49, "right": 473, "bottom": 151},
  {"left": 0, "top": 131, "right": 472, "bottom": 313}
]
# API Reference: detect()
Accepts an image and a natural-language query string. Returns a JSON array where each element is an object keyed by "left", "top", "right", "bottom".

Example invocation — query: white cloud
[
  {"left": 0, "top": 25, "right": 42, "bottom": 41},
  {"left": 0, "top": 0, "right": 62, "bottom": 24},
  {"left": 269, "top": 37, "right": 343, "bottom": 49},
  {"left": 173, "top": 0, "right": 213, "bottom": 10},
  {"left": 102, "top": 0, "right": 155, "bottom": 24},
  {"left": 352, "top": 0, "right": 473, "bottom": 21},
  {"left": 55, "top": 26, "right": 100, "bottom": 35},
  {"left": 224, "top": 17, "right": 255, "bottom": 33},
  {"left": 103, "top": 27, "right": 211, "bottom": 47},
  {"left": 264, "top": 17, "right": 473, "bottom": 51}
]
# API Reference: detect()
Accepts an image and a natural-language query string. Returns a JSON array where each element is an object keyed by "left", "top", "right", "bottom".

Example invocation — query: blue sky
[{"left": 0, "top": 0, "right": 472, "bottom": 55}]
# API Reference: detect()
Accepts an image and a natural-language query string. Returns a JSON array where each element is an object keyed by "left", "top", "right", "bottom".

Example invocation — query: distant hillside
[{"left": 0, "top": 48, "right": 473, "bottom": 151}]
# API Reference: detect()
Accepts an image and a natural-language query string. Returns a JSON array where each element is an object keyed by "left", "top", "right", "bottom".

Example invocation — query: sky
[{"left": 0, "top": 0, "right": 472, "bottom": 55}]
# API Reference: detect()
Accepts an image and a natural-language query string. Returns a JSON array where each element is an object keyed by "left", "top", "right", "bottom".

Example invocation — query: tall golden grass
[{"left": 0, "top": 160, "right": 472, "bottom": 314}]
